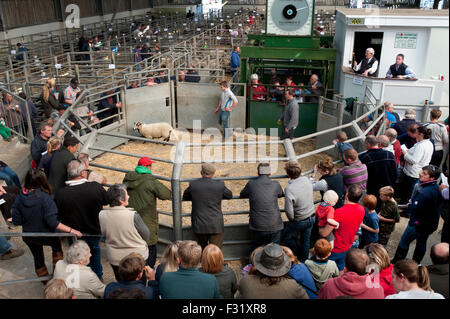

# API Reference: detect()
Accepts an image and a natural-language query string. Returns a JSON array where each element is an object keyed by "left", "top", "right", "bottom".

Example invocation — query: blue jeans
[
  {"left": 330, "top": 250, "right": 348, "bottom": 271},
  {"left": 398, "top": 223, "right": 429, "bottom": 263},
  {"left": 250, "top": 230, "right": 281, "bottom": 254},
  {"left": 281, "top": 215, "right": 316, "bottom": 262},
  {"left": 219, "top": 110, "right": 231, "bottom": 138},
  {"left": 0, "top": 166, "right": 21, "bottom": 188},
  {"left": 69, "top": 236, "right": 103, "bottom": 280},
  {"left": 0, "top": 236, "right": 12, "bottom": 255}
]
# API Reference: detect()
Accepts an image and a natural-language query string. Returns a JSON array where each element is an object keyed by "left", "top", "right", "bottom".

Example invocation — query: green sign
[{"left": 394, "top": 33, "right": 417, "bottom": 49}]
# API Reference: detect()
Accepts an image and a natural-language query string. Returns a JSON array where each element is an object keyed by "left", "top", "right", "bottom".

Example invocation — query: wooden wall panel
[
  {"left": 102, "top": 0, "right": 128, "bottom": 14},
  {"left": 131, "top": 0, "right": 151, "bottom": 10},
  {"left": 1, "top": 0, "right": 55, "bottom": 29},
  {"left": 61, "top": 0, "right": 98, "bottom": 18}
]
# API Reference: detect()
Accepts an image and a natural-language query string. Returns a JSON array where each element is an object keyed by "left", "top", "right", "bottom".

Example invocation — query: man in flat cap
[{"left": 183, "top": 163, "right": 232, "bottom": 249}]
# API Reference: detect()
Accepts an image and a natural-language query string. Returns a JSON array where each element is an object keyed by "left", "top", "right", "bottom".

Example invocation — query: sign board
[
  {"left": 55, "top": 64, "right": 62, "bottom": 69},
  {"left": 109, "top": 64, "right": 115, "bottom": 69},
  {"left": 347, "top": 17, "right": 365, "bottom": 25},
  {"left": 352, "top": 76, "right": 363, "bottom": 85},
  {"left": 10, "top": 50, "right": 16, "bottom": 55},
  {"left": 394, "top": 33, "right": 417, "bottom": 49}
]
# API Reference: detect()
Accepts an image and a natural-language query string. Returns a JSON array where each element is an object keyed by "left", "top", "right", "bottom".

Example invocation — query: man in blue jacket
[
  {"left": 392, "top": 165, "right": 443, "bottom": 264},
  {"left": 230, "top": 46, "right": 241, "bottom": 77}
]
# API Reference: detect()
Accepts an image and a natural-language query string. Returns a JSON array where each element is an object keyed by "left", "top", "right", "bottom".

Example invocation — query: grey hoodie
[{"left": 305, "top": 258, "right": 339, "bottom": 290}]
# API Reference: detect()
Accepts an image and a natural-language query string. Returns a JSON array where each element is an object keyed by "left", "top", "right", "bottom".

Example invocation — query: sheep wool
[{"left": 134, "top": 122, "right": 178, "bottom": 141}]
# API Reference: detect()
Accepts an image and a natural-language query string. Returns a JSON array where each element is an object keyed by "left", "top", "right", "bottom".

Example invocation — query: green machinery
[{"left": 240, "top": 0, "right": 336, "bottom": 137}]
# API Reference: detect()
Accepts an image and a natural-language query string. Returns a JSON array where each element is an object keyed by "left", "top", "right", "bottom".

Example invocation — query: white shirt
[
  {"left": 353, "top": 58, "right": 379, "bottom": 75},
  {"left": 385, "top": 290, "right": 444, "bottom": 299},
  {"left": 384, "top": 144, "right": 395, "bottom": 157},
  {"left": 403, "top": 139, "right": 434, "bottom": 178}
]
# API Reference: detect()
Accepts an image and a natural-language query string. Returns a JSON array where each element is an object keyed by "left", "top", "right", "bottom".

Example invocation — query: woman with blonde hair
[
  {"left": 281, "top": 246, "right": 317, "bottom": 299},
  {"left": 200, "top": 244, "right": 237, "bottom": 299},
  {"left": 155, "top": 241, "right": 180, "bottom": 282},
  {"left": 386, "top": 259, "right": 444, "bottom": 299},
  {"left": 365, "top": 243, "right": 395, "bottom": 297},
  {"left": 38, "top": 136, "right": 61, "bottom": 177},
  {"left": 40, "top": 78, "right": 60, "bottom": 117},
  {"left": 310, "top": 155, "right": 345, "bottom": 208}
]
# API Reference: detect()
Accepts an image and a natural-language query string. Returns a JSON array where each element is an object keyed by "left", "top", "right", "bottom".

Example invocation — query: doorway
[{"left": 353, "top": 32, "right": 384, "bottom": 77}]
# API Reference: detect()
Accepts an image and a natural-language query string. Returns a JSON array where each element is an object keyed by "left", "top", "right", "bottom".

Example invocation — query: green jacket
[{"left": 123, "top": 171, "right": 171, "bottom": 245}]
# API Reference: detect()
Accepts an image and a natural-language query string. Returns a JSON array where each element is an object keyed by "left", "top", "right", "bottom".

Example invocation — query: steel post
[{"left": 171, "top": 141, "right": 186, "bottom": 242}]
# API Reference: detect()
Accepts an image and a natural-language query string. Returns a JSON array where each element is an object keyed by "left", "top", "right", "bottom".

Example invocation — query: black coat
[
  {"left": 240, "top": 175, "right": 284, "bottom": 232},
  {"left": 55, "top": 181, "right": 108, "bottom": 235},
  {"left": 48, "top": 148, "right": 75, "bottom": 194},
  {"left": 183, "top": 178, "right": 232, "bottom": 234},
  {"left": 360, "top": 148, "right": 398, "bottom": 196}
]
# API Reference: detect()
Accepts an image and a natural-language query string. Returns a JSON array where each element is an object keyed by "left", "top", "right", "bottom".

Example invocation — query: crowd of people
[
  {"left": 0, "top": 28, "right": 448, "bottom": 300},
  {"left": 0, "top": 103, "right": 448, "bottom": 298}
]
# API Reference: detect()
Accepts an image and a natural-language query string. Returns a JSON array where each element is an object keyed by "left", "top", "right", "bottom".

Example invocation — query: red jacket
[
  {"left": 248, "top": 83, "right": 267, "bottom": 101},
  {"left": 393, "top": 140, "right": 401, "bottom": 166},
  {"left": 318, "top": 272, "right": 385, "bottom": 299},
  {"left": 379, "top": 264, "right": 396, "bottom": 297}
]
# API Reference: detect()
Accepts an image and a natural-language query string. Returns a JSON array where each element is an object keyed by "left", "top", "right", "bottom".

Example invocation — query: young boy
[
  {"left": 359, "top": 194, "right": 379, "bottom": 248},
  {"left": 377, "top": 186, "right": 400, "bottom": 246},
  {"left": 315, "top": 190, "right": 340, "bottom": 249},
  {"left": 305, "top": 239, "right": 339, "bottom": 291},
  {"left": 333, "top": 131, "right": 354, "bottom": 164}
]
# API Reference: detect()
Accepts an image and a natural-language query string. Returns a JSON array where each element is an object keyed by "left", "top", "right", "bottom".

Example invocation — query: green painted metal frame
[{"left": 248, "top": 100, "right": 318, "bottom": 138}]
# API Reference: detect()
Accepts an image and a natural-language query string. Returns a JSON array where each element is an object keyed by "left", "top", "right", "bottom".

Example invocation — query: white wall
[
  {"left": 341, "top": 26, "right": 431, "bottom": 79},
  {"left": 423, "top": 27, "right": 449, "bottom": 105}
]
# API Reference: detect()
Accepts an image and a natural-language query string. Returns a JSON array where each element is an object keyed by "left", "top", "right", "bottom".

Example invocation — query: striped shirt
[{"left": 340, "top": 162, "right": 368, "bottom": 191}]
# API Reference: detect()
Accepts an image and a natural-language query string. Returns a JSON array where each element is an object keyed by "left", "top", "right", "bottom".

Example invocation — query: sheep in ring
[{"left": 133, "top": 121, "right": 178, "bottom": 142}]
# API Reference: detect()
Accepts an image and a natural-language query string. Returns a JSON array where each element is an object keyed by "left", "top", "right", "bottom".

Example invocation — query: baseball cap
[{"left": 138, "top": 157, "right": 156, "bottom": 166}]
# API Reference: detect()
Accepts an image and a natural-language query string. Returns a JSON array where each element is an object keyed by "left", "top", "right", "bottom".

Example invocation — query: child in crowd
[
  {"left": 315, "top": 190, "right": 340, "bottom": 249},
  {"left": 282, "top": 246, "right": 318, "bottom": 299},
  {"left": 305, "top": 239, "right": 339, "bottom": 291},
  {"left": 359, "top": 194, "right": 379, "bottom": 248},
  {"left": 241, "top": 246, "right": 264, "bottom": 277},
  {"left": 377, "top": 186, "right": 400, "bottom": 246},
  {"left": 333, "top": 131, "right": 354, "bottom": 164}
]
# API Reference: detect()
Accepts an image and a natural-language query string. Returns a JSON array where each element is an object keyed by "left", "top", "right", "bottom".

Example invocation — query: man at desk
[
  {"left": 353, "top": 48, "right": 378, "bottom": 77},
  {"left": 386, "top": 54, "right": 417, "bottom": 79}
]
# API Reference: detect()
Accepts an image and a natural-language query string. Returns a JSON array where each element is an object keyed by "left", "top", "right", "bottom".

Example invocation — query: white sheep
[{"left": 133, "top": 121, "right": 178, "bottom": 142}]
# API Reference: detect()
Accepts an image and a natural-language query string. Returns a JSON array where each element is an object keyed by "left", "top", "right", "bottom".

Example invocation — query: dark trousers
[
  {"left": 195, "top": 233, "right": 224, "bottom": 250},
  {"left": 401, "top": 174, "right": 419, "bottom": 204},
  {"left": 430, "top": 150, "right": 444, "bottom": 167},
  {"left": 23, "top": 237, "right": 62, "bottom": 270},
  {"left": 281, "top": 216, "right": 316, "bottom": 262},
  {"left": 147, "top": 245, "right": 157, "bottom": 269},
  {"left": 0, "top": 186, "right": 20, "bottom": 219},
  {"left": 250, "top": 230, "right": 281, "bottom": 255},
  {"left": 280, "top": 127, "right": 295, "bottom": 140},
  {"left": 378, "top": 231, "right": 392, "bottom": 246}
]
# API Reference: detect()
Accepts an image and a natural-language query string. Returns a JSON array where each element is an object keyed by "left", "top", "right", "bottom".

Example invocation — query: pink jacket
[{"left": 318, "top": 272, "right": 385, "bottom": 299}]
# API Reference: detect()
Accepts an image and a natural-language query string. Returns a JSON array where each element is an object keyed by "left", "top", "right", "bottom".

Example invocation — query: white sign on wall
[
  {"left": 352, "top": 76, "right": 363, "bottom": 85},
  {"left": 394, "top": 32, "right": 417, "bottom": 49}
]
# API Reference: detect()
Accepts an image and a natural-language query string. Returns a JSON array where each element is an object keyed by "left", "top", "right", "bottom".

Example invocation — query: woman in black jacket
[
  {"left": 40, "top": 78, "right": 61, "bottom": 117},
  {"left": 10, "top": 169, "right": 81, "bottom": 282}
]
